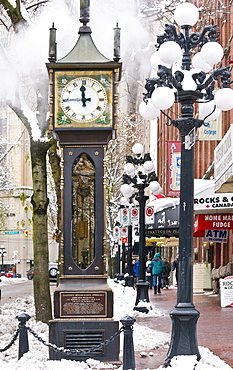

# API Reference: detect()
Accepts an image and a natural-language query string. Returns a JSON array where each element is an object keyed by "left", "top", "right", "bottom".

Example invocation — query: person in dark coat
[
  {"left": 133, "top": 258, "right": 139, "bottom": 287},
  {"left": 161, "top": 258, "right": 171, "bottom": 289},
  {"left": 150, "top": 253, "right": 165, "bottom": 294},
  {"left": 146, "top": 258, "right": 152, "bottom": 289},
  {"left": 172, "top": 254, "right": 179, "bottom": 286}
]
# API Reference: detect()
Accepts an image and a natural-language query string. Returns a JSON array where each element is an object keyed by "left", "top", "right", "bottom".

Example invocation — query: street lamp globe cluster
[
  {"left": 121, "top": 143, "right": 161, "bottom": 201},
  {"left": 139, "top": 1, "right": 233, "bottom": 366},
  {"left": 139, "top": 2, "right": 233, "bottom": 123},
  {"left": 121, "top": 143, "right": 161, "bottom": 313}
]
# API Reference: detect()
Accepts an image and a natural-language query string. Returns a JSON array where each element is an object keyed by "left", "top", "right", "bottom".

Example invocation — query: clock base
[{"left": 49, "top": 319, "right": 120, "bottom": 363}]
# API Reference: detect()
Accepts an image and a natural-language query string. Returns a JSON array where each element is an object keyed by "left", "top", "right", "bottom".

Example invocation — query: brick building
[{"left": 144, "top": 0, "right": 233, "bottom": 281}]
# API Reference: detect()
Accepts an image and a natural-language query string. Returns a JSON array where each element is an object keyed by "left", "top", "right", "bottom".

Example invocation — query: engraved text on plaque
[{"left": 60, "top": 291, "right": 107, "bottom": 317}]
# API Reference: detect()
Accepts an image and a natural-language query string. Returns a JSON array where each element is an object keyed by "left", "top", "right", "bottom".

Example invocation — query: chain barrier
[
  {"left": 26, "top": 325, "right": 124, "bottom": 356},
  {"left": 0, "top": 329, "right": 19, "bottom": 352},
  {"left": 0, "top": 315, "right": 135, "bottom": 370},
  {"left": 0, "top": 324, "right": 123, "bottom": 356}
]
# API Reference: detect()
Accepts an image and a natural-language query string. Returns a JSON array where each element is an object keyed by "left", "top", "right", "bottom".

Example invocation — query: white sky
[{"left": 0, "top": 277, "right": 231, "bottom": 370}]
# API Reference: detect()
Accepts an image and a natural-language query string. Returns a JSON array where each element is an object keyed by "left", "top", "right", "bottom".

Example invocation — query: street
[{"left": 0, "top": 279, "right": 57, "bottom": 306}]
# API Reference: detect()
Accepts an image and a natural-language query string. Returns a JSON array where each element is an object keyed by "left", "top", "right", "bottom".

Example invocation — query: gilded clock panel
[{"left": 54, "top": 70, "right": 113, "bottom": 128}]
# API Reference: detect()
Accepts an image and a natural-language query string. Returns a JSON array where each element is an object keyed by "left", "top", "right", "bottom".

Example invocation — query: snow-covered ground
[{"left": 0, "top": 277, "right": 231, "bottom": 370}]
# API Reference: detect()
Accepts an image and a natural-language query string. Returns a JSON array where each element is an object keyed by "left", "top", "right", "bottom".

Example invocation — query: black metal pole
[
  {"left": 122, "top": 242, "right": 126, "bottom": 275},
  {"left": 165, "top": 95, "right": 201, "bottom": 366},
  {"left": 126, "top": 225, "right": 134, "bottom": 287},
  {"left": 1, "top": 253, "right": 3, "bottom": 271},
  {"left": 120, "top": 316, "right": 136, "bottom": 370},
  {"left": 115, "top": 250, "right": 119, "bottom": 278},
  {"left": 17, "top": 313, "right": 31, "bottom": 360},
  {"left": 134, "top": 184, "right": 150, "bottom": 313}
]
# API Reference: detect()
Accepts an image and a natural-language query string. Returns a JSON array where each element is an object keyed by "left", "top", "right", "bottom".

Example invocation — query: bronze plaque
[{"left": 60, "top": 291, "right": 107, "bottom": 317}]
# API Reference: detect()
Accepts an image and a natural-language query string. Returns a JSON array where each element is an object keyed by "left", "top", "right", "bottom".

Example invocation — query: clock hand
[
  {"left": 80, "top": 85, "right": 91, "bottom": 107},
  {"left": 63, "top": 98, "right": 82, "bottom": 102}
]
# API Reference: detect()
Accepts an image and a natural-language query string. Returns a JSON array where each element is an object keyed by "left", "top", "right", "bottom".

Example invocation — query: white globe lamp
[
  {"left": 143, "top": 161, "right": 154, "bottom": 173},
  {"left": 139, "top": 99, "right": 160, "bottom": 120},
  {"left": 132, "top": 143, "right": 143, "bottom": 155},
  {"left": 124, "top": 163, "right": 135, "bottom": 176},
  {"left": 158, "top": 41, "right": 182, "bottom": 65},
  {"left": 152, "top": 86, "right": 175, "bottom": 109},
  {"left": 121, "top": 184, "right": 132, "bottom": 197},
  {"left": 200, "top": 42, "right": 223, "bottom": 65},
  {"left": 149, "top": 181, "right": 161, "bottom": 193},
  {"left": 153, "top": 186, "right": 162, "bottom": 195},
  {"left": 150, "top": 51, "right": 170, "bottom": 71},
  {"left": 120, "top": 197, "right": 128, "bottom": 206},
  {"left": 214, "top": 88, "right": 233, "bottom": 111},
  {"left": 192, "top": 52, "right": 212, "bottom": 73},
  {"left": 199, "top": 100, "right": 221, "bottom": 121},
  {"left": 174, "top": 2, "right": 199, "bottom": 26}
]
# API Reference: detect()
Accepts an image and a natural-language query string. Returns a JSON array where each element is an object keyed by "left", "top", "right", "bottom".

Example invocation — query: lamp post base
[
  {"left": 125, "top": 275, "right": 134, "bottom": 288},
  {"left": 133, "top": 280, "right": 150, "bottom": 313},
  {"left": 164, "top": 304, "right": 200, "bottom": 367}
]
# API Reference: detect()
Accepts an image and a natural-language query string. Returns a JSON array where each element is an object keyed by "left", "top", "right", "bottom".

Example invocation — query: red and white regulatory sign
[
  {"left": 131, "top": 207, "right": 139, "bottom": 225},
  {"left": 145, "top": 206, "right": 154, "bottom": 224},
  {"left": 120, "top": 207, "right": 130, "bottom": 226},
  {"left": 121, "top": 227, "right": 128, "bottom": 243}
]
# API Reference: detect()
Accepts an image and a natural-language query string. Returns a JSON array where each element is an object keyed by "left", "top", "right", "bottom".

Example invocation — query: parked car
[
  {"left": 49, "top": 262, "right": 58, "bottom": 280},
  {"left": 27, "top": 267, "right": 34, "bottom": 280},
  {"left": 4, "top": 271, "right": 21, "bottom": 278},
  {"left": 27, "top": 263, "right": 58, "bottom": 281}
]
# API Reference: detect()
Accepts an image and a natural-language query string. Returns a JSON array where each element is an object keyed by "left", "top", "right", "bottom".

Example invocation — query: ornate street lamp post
[
  {"left": 139, "top": 2, "right": 233, "bottom": 365},
  {"left": 0, "top": 245, "right": 7, "bottom": 272},
  {"left": 121, "top": 143, "right": 161, "bottom": 313}
]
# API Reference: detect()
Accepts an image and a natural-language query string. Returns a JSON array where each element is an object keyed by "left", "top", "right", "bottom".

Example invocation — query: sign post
[{"left": 220, "top": 276, "right": 233, "bottom": 307}]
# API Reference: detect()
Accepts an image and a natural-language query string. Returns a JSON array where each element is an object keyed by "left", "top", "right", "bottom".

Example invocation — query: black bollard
[
  {"left": 120, "top": 316, "right": 136, "bottom": 370},
  {"left": 16, "top": 313, "right": 31, "bottom": 360}
]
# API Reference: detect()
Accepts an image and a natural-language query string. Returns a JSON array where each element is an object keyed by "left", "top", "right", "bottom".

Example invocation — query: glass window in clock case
[{"left": 72, "top": 153, "right": 95, "bottom": 269}]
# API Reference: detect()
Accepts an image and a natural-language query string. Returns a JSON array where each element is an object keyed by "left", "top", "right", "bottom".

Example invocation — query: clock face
[
  {"left": 54, "top": 71, "right": 113, "bottom": 128},
  {"left": 61, "top": 77, "right": 107, "bottom": 123}
]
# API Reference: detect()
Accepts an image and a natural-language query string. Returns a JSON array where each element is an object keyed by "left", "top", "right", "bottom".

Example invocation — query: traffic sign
[
  {"left": 121, "top": 227, "right": 128, "bottom": 238},
  {"left": 113, "top": 226, "right": 121, "bottom": 241},
  {"left": 145, "top": 206, "right": 154, "bottom": 224},
  {"left": 185, "top": 127, "right": 196, "bottom": 150},
  {"left": 131, "top": 207, "right": 139, "bottom": 225},
  {"left": 120, "top": 208, "right": 130, "bottom": 226}
]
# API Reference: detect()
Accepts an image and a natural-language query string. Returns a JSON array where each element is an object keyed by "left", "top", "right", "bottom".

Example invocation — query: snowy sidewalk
[
  {"left": 0, "top": 278, "right": 232, "bottom": 370},
  {"left": 129, "top": 286, "right": 233, "bottom": 369}
]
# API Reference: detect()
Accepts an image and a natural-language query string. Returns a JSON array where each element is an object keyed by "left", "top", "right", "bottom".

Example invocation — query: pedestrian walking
[
  {"left": 12, "top": 265, "right": 16, "bottom": 278},
  {"left": 151, "top": 253, "right": 165, "bottom": 294},
  {"left": 133, "top": 257, "right": 139, "bottom": 287},
  {"left": 146, "top": 258, "right": 152, "bottom": 289},
  {"left": 172, "top": 254, "right": 179, "bottom": 286},
  {"left": 161, "top": 258, "right": 171, "bottom": 289}
]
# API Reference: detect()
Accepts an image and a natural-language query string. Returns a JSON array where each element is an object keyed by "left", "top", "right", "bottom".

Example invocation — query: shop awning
[
  {"left": 146, "top": 201, "right": 179, "bottom": 237},
  {"left": 145, "top": 179, "right": 233, "bottom": 237},
  {"left": 194, "top": 179, "right": 233, "bottom": 214}
]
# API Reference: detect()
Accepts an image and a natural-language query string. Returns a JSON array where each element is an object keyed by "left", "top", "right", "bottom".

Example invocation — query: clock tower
[{"left": 47, "top": 1, "right": 121, "bottom": 363}]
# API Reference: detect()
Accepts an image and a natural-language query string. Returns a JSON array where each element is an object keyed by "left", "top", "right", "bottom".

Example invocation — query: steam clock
[{"left": 47, "top": 2, "right": 121, "bottom": 363}]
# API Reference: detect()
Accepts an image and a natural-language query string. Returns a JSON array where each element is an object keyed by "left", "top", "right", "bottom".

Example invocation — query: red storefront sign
[
  {"left": 167, "top": 141, "right": 181, "bottom": 196},
  {"left": 194, "top": 213, "right": 233, "bottom": 237}
]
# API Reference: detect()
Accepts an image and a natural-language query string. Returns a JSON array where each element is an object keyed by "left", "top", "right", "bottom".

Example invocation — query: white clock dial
[{"left": 60, "top": 77, "right": 107, "bottom": 123}]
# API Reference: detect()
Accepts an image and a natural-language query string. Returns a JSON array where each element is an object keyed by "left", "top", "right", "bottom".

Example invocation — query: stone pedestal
[{"left": 49, "top": 276, "right": 120, "bottom": 363}]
